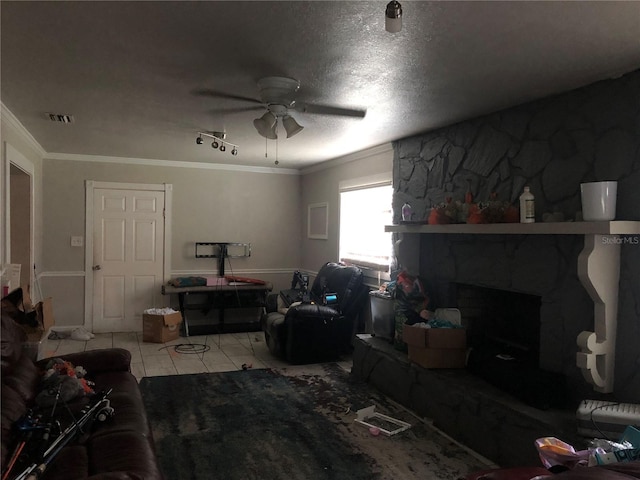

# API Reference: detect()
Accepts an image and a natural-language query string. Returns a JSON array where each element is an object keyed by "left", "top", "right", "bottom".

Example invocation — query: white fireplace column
[{"left": 576, "top": 234, "right": 621, "bottom": 393}]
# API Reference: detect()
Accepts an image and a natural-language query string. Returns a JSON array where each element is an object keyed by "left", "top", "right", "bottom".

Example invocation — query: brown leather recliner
[{"left": 1, "top": 313, "right": 164, "bottom": 480}]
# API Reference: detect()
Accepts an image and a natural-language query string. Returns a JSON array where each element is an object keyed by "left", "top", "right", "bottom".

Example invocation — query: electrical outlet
[{"left": 71, "top": 236, "right": 84, "bottom": 247}]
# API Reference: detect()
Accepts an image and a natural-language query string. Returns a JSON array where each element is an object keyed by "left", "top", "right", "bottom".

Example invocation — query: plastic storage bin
[{"left": 369, "top": 290, "right": 395, "bottom": 342}]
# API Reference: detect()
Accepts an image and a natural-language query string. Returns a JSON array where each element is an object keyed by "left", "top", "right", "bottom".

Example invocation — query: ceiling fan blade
[
  {"left": 191, "top": 88, "right": 263, "bottom": 105},
  {"left": 208, "top": 106, "right": 265, "bottom": 115},
  {"left": 294, "top": 102, "right": 367, "bottom": 118}
]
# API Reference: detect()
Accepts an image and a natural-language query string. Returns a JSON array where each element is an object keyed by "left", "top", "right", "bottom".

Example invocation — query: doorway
[
  {"left": 2, "top": 142, "right": 35, "bottom": 294},
  {"left": 10, "top": 165, "right": 32, "bottom": 287},
  {"left": 84, "top": 181, "right": 172, "bottom": 333}
]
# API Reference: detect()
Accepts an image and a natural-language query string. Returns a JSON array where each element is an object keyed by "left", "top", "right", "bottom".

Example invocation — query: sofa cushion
[
  {"left": 89, "top": 372, "right": 151, "bottom": 437},
  {"left": 89, "top": 431, "right": 163, "bottom": 478},
  {"left": 44, "top": 445, "right": 90, "bottom": 480},
  {"left": 43, "top": 434, "right": 163, "bottom": 480},
  {"left": 38, "top": 348, "right": 132, "bottom": 376}
]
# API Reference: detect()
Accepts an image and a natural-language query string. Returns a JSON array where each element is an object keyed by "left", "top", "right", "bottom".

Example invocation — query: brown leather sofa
[
  {"left": 465, "top": 462, "right": 640, "bottom": 479},
  {"left": 1, "top": 313, "right": 163, "bottom": 479}
]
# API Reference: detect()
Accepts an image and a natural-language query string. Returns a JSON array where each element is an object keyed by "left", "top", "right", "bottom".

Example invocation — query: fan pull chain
[{"left": 274, "top": 120, "right": 279, "bottom": 166}]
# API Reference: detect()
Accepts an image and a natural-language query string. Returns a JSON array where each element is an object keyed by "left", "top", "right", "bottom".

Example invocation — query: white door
[{"left": 92, "top": 188, "right": 165, "bottom": 332}]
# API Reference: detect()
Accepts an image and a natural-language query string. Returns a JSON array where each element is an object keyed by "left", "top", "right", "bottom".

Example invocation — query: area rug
[{"left": 139, "top": 363, "right": 492, "bottom": 480}]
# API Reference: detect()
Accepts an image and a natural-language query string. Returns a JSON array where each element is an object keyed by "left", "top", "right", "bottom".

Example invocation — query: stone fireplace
[
  {"left": 414, "top": 232, "right": 591, "bottom": 405},
  {"left": 391, "top": 69, "right": 640, "bottom": 402}
]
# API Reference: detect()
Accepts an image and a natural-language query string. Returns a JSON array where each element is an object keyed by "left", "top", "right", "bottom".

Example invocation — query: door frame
[
  {"left": 2, "top": 142, "right": 35, "bottom": 291},
  {"left": 84, "top": 181, "right": 172, "bottom": 332}
]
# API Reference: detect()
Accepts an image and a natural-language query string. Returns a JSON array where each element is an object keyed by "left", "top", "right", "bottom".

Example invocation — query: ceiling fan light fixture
[
  {"left": 253, "top": 111, "right": 278, "bottom": 139},
  {"left": 212, "top": 140, "right": 219, "bottom": 149},
  {"left": 385, "top": 0, "right": 402, "bottom": 33},
  {"left": 196, "top": 135, "right": 203, "bottom": 145},
  {"left": 219, "top": 144, "right": 226, "bottom": 152},
  {"left": 282, "top": 115, "right": 304, "bottom": 138}
]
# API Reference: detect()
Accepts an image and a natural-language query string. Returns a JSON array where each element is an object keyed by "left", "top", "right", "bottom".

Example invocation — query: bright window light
[{"left": 339, "top": 184, "right": 393, "bottom": 275}]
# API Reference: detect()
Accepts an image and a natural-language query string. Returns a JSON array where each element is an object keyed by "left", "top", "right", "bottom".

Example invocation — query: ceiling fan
[{"left": 194, "top": 76, "right": 367, "bottom": 139}]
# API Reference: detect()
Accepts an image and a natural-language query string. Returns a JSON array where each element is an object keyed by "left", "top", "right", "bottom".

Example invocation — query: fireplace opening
[
  {"left": 456, "top": 283, "right": 541, "bottom": 365},
  {"left": 454, "top": 283, "right": 565, "bottom": 410}
]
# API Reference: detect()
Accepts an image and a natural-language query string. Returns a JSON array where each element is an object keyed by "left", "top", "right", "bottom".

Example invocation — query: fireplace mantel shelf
[
  {"left": 385, "top": 220, "right": 640, "bottom": 235},
  {"left": 389, "top": 220, "right": 640, "bottom": 394}
]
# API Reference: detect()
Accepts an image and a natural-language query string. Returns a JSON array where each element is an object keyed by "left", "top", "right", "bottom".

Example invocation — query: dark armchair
[{"left": 262, "top": 262, "right": 368, "bottom": 364}]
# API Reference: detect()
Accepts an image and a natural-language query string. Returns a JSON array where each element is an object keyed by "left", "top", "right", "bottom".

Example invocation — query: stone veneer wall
[{"left": 392, "top": 69, "right": 640, "bottom": 403}]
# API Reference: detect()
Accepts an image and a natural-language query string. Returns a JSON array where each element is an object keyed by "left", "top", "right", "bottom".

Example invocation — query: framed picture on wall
[{"left": 308, "top": 202, "right": 328, "bottom": 239}]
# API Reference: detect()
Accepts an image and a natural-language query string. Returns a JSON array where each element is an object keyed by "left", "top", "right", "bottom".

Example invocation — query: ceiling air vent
[{"left": 46, "top": 113, "right": 74, "bottom": 124}]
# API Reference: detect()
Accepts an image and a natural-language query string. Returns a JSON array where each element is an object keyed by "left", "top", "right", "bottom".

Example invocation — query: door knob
[{"left": 92, "top": 265, "right": 101, "bottom": 271}]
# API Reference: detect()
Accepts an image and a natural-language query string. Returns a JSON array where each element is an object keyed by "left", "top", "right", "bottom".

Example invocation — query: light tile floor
[{"left": 41, "top": 331, "right": 353, "bottom": 381}]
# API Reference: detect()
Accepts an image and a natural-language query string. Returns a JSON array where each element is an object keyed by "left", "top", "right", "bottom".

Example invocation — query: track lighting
[
  {"left": 196, "top": 131, "right": 239, "bottom": 157},
  {"left": 385, "top": 0, "right": 402, "bottom": 33}
]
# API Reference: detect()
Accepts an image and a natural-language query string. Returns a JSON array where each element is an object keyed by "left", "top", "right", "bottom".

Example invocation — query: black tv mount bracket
[{"left": 195, "top": 242, "right": 251, "bottom": 276}]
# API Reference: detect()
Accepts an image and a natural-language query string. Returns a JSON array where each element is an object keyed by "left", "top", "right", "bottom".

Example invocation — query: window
[{"left": 339, "top": 183, "right": 393, "bottom": 282}]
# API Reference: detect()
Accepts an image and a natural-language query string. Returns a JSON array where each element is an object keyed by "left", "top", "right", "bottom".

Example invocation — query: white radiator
[{"left": 577, "top": 400, "right": 640, "bottom": 438}]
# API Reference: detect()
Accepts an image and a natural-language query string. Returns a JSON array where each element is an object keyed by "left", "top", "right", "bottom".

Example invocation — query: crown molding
[
  {"left": 0, "top": 103, "right": 47, "bottom": 157},
  {"left": 300, "top": 143, "right": 393, "bottom": 175},
  {"left": 44, "top": 152, "right": 300, "bottom": 175}
]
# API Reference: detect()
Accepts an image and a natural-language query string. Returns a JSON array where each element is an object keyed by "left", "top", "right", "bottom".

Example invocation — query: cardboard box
[
  {"left": 1, "top": 285, "right": 55, "bottom": 361},
  {"left": 407, "top": 346, "right": 468, "bottom": 369},
  {"left": 143, "top": 312, "right": 183, "bottom": 343},
  {"left": 402, "top": 324, "right": 467, "bottom": 349},
  {"left": 36, "top": 297, "right": 55, "bottom": 331},
  {"left": 402, "top": 324, "right": 467, "bottom": 369},
  {"left": 20, "top": 297, "right": 55, "bottom": 338}
]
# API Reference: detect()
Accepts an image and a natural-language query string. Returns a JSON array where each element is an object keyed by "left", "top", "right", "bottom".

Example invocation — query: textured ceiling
[{"left": 2, "top": 1, "right": 640, "bottom": 169}]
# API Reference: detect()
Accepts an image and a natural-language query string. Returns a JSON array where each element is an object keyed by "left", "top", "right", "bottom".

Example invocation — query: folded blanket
[{"left": 168, "top": 276, "right": 207, "bottom": 287}]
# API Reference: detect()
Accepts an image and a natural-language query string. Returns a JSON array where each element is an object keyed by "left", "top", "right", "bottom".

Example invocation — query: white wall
[
  {"left": 2, "top": 106, "right": 392, "bottom": 328},
  {"left": 300, "top": 144, "right": 393, "bottom": 273},
  {"left": 41, "top": 157, "right": 302, "bottom": 325}
]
